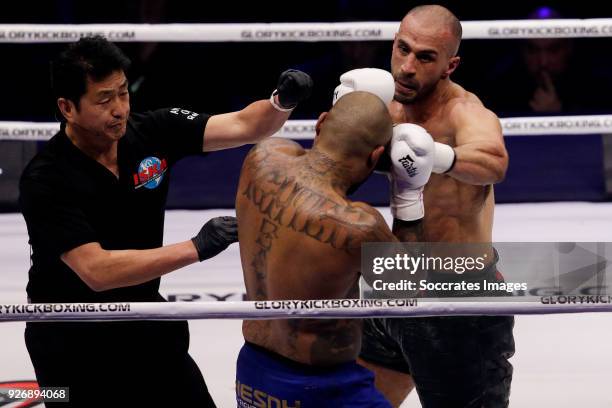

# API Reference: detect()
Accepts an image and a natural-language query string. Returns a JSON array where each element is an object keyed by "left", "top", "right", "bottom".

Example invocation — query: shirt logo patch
[{"left": 133, "top": 156, "right": 167, "bottom": 190}]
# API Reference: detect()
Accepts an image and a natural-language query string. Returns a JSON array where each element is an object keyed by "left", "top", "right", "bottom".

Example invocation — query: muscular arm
[
  {"left": 61, "top": 241, "right": 198, "bottom": 292},
  {"left": 447, "top": 101, "right": 508, "bottom": 185},
  {"left": 351, "top": 203, "right": 400, "bottom": 243},
  {"left": 201, "top": 96, "right": 290, "bottom": 152}
]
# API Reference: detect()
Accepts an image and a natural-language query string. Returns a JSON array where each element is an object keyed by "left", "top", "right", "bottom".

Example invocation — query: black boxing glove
[
  {"left": 270, "top": 69, "right": 313, "bottom": 111},
  {"left": 191, "top": 216, "right": 238, "bottom": 262}
]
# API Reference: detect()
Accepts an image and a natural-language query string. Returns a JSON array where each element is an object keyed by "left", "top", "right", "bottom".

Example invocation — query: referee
[{"left": 19, "top": 36, "right": 312, "bottom": 407}]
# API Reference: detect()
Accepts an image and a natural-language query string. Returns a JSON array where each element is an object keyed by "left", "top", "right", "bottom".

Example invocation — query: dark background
[
  {"left": 1, "top": 1, "right": 611, "bottom": 210},
  {"left": 2, "top": 0, "right": 612, "bottom": 120}
]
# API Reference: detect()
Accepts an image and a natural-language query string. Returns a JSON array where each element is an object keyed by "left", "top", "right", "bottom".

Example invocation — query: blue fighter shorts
[{"left": 236, "top": 342, "right": 391, "bottom": 407}]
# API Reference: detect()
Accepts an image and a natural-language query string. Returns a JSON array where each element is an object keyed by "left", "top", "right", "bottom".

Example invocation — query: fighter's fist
[
  {"left": 333, "top": 68, "right": 394, "bottom": 106},
  {"left": 272, "top": 69, "right": 313, "bottom": 110},
  {"left": 390, "top": 124, "right": 435, "bottom": 187},
  {"left": 389, "top": 124, "right": 435, "bottom": 221}
]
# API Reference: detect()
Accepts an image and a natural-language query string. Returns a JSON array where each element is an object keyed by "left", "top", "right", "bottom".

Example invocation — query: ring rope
[
  {"left": 1, "top": 298, "right": 612, "bottom": 322},
  {"left": 2, "top": 115, "right": 612, "bottom": 142},
  {"left": 1, "top": 19, "right": 612, "bottom": 43}
]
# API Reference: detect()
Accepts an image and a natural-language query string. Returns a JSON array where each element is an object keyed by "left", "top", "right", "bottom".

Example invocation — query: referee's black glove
[
  {"left": 273, "top": 69, "right": 313, "bottom": 109},
  {"left": 191, "top": 216, "right": 238, "bottom": 262}
]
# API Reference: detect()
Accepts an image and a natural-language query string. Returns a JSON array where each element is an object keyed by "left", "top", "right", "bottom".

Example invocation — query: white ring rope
[
  {"left": 1, "top": 297, "right": 612, "bottom": 322},
  {"left": 1, "top": 19, "right": 612, "bottom": 43},
  {"left": 2, "top": 115, "right": 612, "bottom": 142}
]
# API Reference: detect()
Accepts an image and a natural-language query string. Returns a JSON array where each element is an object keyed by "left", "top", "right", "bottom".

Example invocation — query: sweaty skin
[
  {"left": 236, "top": 92, "right": 394, "bottom": 366},
  {"left": 388, "top": 6, "right": 507, "bottom": 245},
  {"left": 389, "top": 84, "right": 497, "bottom": 244}
]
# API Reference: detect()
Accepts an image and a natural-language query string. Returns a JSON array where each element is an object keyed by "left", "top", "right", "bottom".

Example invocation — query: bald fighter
[
  {"left": 354, "top": 5, "right": 514, "bottom": 408},
  {"left": 235, "top": 92, "right": 397, "bottom": 407}
]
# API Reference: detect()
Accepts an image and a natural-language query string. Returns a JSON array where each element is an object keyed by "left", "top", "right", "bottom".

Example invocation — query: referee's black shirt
[{"left": 20, "top": 107, "right": 209, "bottom": 304}]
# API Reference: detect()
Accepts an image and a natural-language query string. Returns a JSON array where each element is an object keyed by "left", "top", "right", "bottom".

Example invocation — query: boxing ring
[
  {"left": 2, "top": 18, "right": 612, "bottom": 407},
  {"left": 3, "top": 206, "right": 612, "bottom": 407}
]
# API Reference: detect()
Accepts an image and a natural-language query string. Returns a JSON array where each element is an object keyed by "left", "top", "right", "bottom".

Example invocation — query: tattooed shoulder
[
  {"left": 249, "top": 138, "right": 304, "bottom": 162},
  {"left": 347, "top": 202, "right": 397, "bottom": 243}
]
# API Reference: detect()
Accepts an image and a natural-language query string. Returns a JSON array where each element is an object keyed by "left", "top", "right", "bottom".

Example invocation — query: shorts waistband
[{"left": 242, "top": 342, "right": 356, "bottom": 374}]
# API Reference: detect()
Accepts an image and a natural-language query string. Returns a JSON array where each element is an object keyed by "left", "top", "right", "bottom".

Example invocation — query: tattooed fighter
[{"left": 234, "top": 91, "right": 398, "bottom": 407}]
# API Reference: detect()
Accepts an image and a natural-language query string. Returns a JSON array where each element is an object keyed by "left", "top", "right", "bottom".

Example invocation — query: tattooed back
[{"left": 236, "top": 137, "right": 387, "bottom": 365}]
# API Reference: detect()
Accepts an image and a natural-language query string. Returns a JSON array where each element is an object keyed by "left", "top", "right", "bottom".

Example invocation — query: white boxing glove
[
  {"left": 389, "top": 123, "right": 435, "bottom": 221},
  {"left": 333, "top": 68, "right": 394, "bottom": 106},
  {"left": 433, "top": 142, "right": 456, "bottom": 174}
]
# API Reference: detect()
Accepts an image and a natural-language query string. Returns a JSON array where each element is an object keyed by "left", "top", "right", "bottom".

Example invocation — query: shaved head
[
  {"left": 401, "top": 5, "right": 462, "bottom": 57},
  {"left": 317, "top": 91, "right": 392, "bottom": 160}
]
